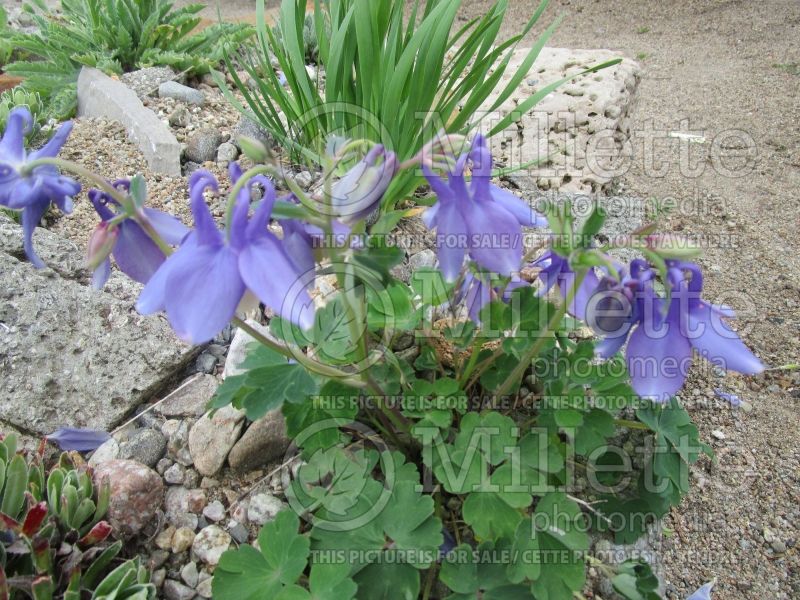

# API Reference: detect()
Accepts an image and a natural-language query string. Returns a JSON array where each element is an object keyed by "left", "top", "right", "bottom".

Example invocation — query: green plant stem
[
  {"left": 223, "top": 163, "right": 324, "bottom": 230},
  {"left": 614, "top": 418, "right": 650, "bottom": 430},
  {"left": 23, "top": 157, "right": 175, "bottom": 254},
  {"left": 464, "top": 341, "right": 505, "bottom": 390},
  {"left": 493, "top": 269, "right": 588, "bottom": 399},
  {"left": 421, "top": 564, "right": 438, "bottom": 600},
  {"left": 22, "top": 158, "right": 132, "bottom": 211},
  {"left": 231, "top": 317, "right": 365, "bottom": 384},
  {"left": 458, "top": 336, "right": 483, "bottom": 386}
]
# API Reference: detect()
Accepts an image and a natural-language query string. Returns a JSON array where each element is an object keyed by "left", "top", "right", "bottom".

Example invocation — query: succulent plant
[
  {"left": 0, "top": 432, "right": 155, "bottom": 600},
  {"left": 0, "top": 88, "right": 45, "bottom": 143}
]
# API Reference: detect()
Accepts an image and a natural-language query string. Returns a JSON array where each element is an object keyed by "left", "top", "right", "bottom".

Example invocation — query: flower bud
[
  {"left": 86, "top": 222, "right": 118, "bottom": 270},
  {"left": 79, "top": 520, "right": 112, "bottom": 545},
  {"left": 331, "top": 145, "right": 397, "bottom": 225},
  {"left": 237, "top": 135, "right": 270, "bottom": 163}
]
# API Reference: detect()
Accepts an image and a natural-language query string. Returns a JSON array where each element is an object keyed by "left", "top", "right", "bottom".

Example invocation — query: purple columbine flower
[
  {"left": 458, "top": 272, "right": 496, "bottom": 323},
  {"left": 137, "top": 166, "right": 316, "bottom": 344},
  {"left": 714, "top": 388, "right": 742, "bottom": 407},
  {"left": 46, "top": 427, "right": 111, "bottom": 452},
  {"left": 686, "top": 581, "right": 714, "bottom": 600},
  {"left": 589, "top": 260, "right": 764, "bottom": 401},
  {"left": 422, "top": 134, "right": 547, "bottom": 282},
  {"left": 88, "top": 179, "right": 189, "bottom": 289},
  {"left": 531, "top": 249, "right": 602, "bottom": 321},
  {"left": 330, "top": 144, "right": 398, "bottom": 225},
  {"left": 0, "top": 107, "right": 80, "bottom": 267}
]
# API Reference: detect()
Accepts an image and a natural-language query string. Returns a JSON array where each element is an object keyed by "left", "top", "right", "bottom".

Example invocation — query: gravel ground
[{"left": 50, "top": 86, "right": 248, "bottom": 249}]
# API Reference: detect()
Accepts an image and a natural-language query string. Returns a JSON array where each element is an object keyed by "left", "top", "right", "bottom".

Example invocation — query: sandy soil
[{"left": 471, "top": 1, "right": 799, "bottom": 598}]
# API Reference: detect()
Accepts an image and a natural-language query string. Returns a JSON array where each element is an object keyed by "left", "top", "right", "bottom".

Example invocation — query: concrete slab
[
  {"left": 478, "top": 47, "right": 641, "bottom": 195},
  {"left": 0, "top": 215, "right": 197, "bottom": 435},
  {"left": 77, "top": 67, "right": 182, "bottom": 176}
]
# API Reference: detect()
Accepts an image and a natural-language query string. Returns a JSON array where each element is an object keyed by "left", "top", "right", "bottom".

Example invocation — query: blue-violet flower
[
  {"left": 0, "top": 107, "right": 80, "bottom": 267},
  {"left": 136, "top": 166, "right": 316, "bottom": 344},
  {"left": 423, "top": 134, "right": 547, "bottom": 282}
]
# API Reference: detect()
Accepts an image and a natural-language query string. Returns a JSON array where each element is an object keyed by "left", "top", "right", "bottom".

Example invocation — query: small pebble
[
  {"left": 203, "top": 500, "right": 226, "bottom": 522},
  {"left": 164, "top": 463, "right": 186, "bottom": 485},
  {"left": 228, "top": 521, "right": 249, "bottom": 544},
  {"left": 163, "top": 579, "right": 196, "bottom": 600},
  {"left": 771, "top": 540, "right": 787, "bottom": 553},
  {"left": 155, "top": 526, "right": 176, "bottom": 550},
  {"left": 151, "top": 568, "right": 167, "bottom": 588},
  {"left": 247, "top": 493, "right": 285, "bottom": 526},
  {"left": 171, "top": 527, "right": 196, "bottom": 553},
  {"left": 181, "top": 561, "right": 199, "bottom": 588},
  {"left": 149, "top": 550, "right": 170, "bottom": 570},
  {"left": 196, "top": 577, "right": 213, "bottom": 598}
]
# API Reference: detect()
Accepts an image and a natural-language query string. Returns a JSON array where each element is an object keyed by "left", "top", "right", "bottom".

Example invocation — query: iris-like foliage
[
  {"left": 0, "top": 107, "right": 79, "bottom": 267},
  {"left": 137, "top": 166, "right": 316, "bottom": 344}
]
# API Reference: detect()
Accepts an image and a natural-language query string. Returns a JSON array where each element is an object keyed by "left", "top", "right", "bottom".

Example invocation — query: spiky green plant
[
  {"left": 4, "top": 0, "right": 255, "bottom": 119},
  {"left": 220, "top": 0, "right": 619, "bottom": 210},
  {"left": 0, "top": 6, "right": 14, "bottom": 68},
  {"left": 0, "top": 88, "right": 46, "bottom": 142}
]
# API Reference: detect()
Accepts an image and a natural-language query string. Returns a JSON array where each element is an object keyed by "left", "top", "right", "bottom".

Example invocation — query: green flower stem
[
  {"left": 21, "top": 157, "right": 133, "bottom": 212},
  {"left": 223, "top": 163, "right": 324, "bottom": 231},
  {"left": 613, "top": 418, "right": 650, "bottom": 430},
  {"left": 421, "top": 564, "right": 438, "bottom": 600},
  {"left": 23, "top": 157, "right": 173, "bottom": 255},
  {"left": 458, "top": 337, "right": 483, "bottom": 386},
  {"left": 133, "top": 212, "right": 173, "bottom": 256},
  {"left": 464, "top": 340, "right": 506, "bottom": 390},
  {"left": 231, "top": 317, "right": 366, "bottom": 385},
  {"left": 493, "top": 268, "right": 588, "bottom": 399}
]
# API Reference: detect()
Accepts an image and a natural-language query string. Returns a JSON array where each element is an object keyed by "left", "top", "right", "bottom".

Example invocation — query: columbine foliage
[
  {"left": 5, "top": 0, "right": 254, "bottom": 119},
  {"left": 220, "top": 0, "right": 620, "bottom": 208}
]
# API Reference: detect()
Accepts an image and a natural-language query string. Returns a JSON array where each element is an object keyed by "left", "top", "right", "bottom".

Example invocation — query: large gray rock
[
  {"left": 480, "top": 47, "right": 641, "bottom": 195},
  {"left": 184, "top": 128, "right": 223, "bottom": 164},
  {"left": 77, "top": 67, "right": 182, "bottom": 176},
  {"left": 158, "top": 81, "right": 205, "bottom": 106},
  {"left": 227, "top": 410, "right": 290, "bottom": 473},
  {"left": 118, "top": 428, "right": 167, "bottom": 468},
  {"left": 0, "top": 216, "right": 196, "bottom": 435},
  {"left": 233, "top": 115, "right": 274, "bottom": 150}
]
